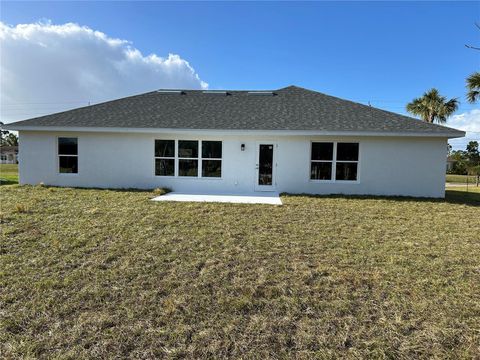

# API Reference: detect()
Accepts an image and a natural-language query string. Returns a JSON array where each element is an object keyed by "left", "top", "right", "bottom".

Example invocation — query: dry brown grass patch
[{"left": 0, "top": 185, "right": 479, "bottom": 358}]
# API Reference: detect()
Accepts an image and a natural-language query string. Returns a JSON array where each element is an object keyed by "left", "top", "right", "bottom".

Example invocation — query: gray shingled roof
[{"left": 6, "top": 86, "right": 464, "bottom": 136}]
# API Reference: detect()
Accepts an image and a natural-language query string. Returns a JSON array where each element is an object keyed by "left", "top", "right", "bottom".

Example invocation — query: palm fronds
[
  {"left": 406, "top": 88, "right": 458, "bottom": 124},
  {"left": 466, "top": 72, "right": 480, "bottom": 104}
]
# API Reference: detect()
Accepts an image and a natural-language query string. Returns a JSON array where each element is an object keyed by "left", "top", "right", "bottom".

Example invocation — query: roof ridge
[
  {"left": 276, "top": 85, "right": 309, "bottom": 91},
  {"left": 156, "top": 85, "right": 311, "bottom": 92},
  {"left": 156, "top": 88, "right": 280, "bottom": 92}
]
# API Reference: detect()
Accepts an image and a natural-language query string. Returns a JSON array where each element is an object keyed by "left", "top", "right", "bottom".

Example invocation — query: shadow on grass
[
  {"left": 282, "top": 190, "right": 480, "bottom": 207},
  {"left": 444, "top": 189, "right": 480, "bottom": 207},
  {"left": 6, "top": 184, "right": 480, "bottom": 207},
  {"left": 0, "top": 179, "right": 18, "bottom": 186},
  {"left": 5, "top": 184, "right": 160, "bottom": 193}
]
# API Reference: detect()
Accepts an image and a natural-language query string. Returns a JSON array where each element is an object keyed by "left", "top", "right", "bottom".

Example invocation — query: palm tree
[
  {"left": 466, "top": 72, "right": 480, "bottom": 103},
  {"left": 406, "top": 88, "right": 459, "bottom": 124}
]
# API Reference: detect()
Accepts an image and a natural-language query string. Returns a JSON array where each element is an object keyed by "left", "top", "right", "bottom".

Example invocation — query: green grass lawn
[
  {"left": 1, "top": 185, "right": 479, "bottom": 358},
  {"left": 446, "top": 174, "right": 479, "bottom": 184},
  {"left": 0, "top": 164, "right": 19, "bottom": 185}
]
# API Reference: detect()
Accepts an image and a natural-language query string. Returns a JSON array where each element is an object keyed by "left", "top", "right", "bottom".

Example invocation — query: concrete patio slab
[{"left": 152, "top": 192, "right": 282, "bottom": 205}]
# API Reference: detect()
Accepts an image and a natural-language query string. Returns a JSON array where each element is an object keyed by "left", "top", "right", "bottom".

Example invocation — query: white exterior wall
[
  {"left": 18, "top": 130, "right": 448, "bottom": 198},
  {"left": 0, "top": 152, "right": 18, "bottom": 164}
]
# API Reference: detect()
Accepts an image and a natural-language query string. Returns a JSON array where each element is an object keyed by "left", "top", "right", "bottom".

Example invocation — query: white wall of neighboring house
[
  {"left": 446, "top": 159, "right": 456, "bottom": 172},
  {"left": 0, "top": 151, "right": 18, "bottom": 164},
  {"left": 18, "top": 130, "right": 448, "bottom": 197}
]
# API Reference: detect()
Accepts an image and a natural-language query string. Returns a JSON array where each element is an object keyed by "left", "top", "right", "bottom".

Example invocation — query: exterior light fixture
[{"left": 241, "top": 144, "right": 245, "bottom": 151}]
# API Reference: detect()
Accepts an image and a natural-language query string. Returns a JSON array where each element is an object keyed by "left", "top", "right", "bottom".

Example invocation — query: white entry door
[{"left": 254, "top": 142, "right": 276, "bottom": 191}]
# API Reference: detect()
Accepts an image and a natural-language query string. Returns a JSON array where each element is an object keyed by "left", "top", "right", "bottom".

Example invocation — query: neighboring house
[
  {"left": 5, "top": 86, "right": 464, "bottom": 198},
  {"left": 0, "top": 146, "right": 18, "bottom": 164},
  {"left": 446, "top": 156, "right": 457, "bottom": 172}
]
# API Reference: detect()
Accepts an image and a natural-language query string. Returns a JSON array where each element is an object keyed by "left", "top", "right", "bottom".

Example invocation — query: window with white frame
[
  {"left": 201, "top": 141, "right": 222, "bottom": 177},
  {"left": 311, "top": 142, "right": 334, "bottom": 180},
  {"left": 154, "top": 140, "right": 222, "bottom": 178},
  {"left": 335, "top": 143, "right": 359, "bottom": 181},
  {"left": 58, "top": 137, "right": 78, "bottom": 173},
  {"left": 311, "top": 142, "right": 359, "bottom": 181},
  {"left": 155, "top": 140, "right": 175, "bottom": 176},
  {"left": 178, "top": 140, "right": 199, "bottom": 177}
]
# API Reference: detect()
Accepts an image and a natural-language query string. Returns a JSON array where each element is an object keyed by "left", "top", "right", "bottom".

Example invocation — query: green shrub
[{"left": 153, "top": 187, "right": 171, "bottom": 196}]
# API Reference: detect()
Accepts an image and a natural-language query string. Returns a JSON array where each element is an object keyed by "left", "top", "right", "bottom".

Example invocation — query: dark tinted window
[
  {"left": 58, "top": 137, "right": 77, "bottom": 155},
  {"left": 178, "top": 141, "right": 198, "bottom": 158},
  {"left": 258, "top": 144, "right": 274, "bottom": 185},
  {"left": 59, "top": 156, "right": 78, "bottom": 173},
  {"left": 337, "top": 143, "right": 359, "bottom": 161},
  {"left": 155, "top": 159, "right": 175, "bottom": 176},
  {"left": 336, "top": 162, "right": 358, "bottom": 181},
  {"left": 179, "top": 159, "right": 198, "bottom": 176},
  {"left": 202, "top": 141, "right": 222, "bottom": 158},
  {"left": 155, "top": 140, "right": 175, "bottom": 157},
  {"left": 311, "top": 162, "right": 332, "bottom": 180},
  {"left": 311, "top": 142, "right": 333, "bottom": 161},
  {"left": 202, "top": 160, "right": 221, "bottom": 177}
]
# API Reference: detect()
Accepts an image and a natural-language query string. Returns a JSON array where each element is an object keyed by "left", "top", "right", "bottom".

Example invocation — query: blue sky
[{"left": 1, "top": 1, "right": 479, "bottom": 148}]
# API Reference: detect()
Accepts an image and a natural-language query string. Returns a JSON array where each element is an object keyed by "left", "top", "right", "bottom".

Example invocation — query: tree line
[
  {"left": 448, "top": 141, "right": 480, "bottom": 178},
  {"left": 0, "top": 122, "right": 19, "bottom": 146}
]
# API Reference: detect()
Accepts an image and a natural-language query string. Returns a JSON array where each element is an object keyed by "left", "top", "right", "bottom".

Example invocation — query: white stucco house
[
  {"left": 446, "top": 156, "right": 457, "bottom": 172},
  {"left": 0, "top": 146, "right": 18, "bottom": 164},
  {"left": 5, "top": 86, "right": 464, "bottom": 198}
]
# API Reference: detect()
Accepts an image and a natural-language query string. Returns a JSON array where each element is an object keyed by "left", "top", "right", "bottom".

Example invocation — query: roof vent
[
  {"left": 202, "top": 91, "right": 229, "bottom": 95},
  {"left": 247, "top": 91, "right": 275, "bottom": 96},
  {"left": 157, "top": 90, "right": 185, "bottom": 94}
]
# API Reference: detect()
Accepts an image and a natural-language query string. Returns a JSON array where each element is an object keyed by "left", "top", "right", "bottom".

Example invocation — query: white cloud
[
  {"left": 447, "top": 109, "right": 480, "bottom": 150},
  {"left": 448, "top": 109, "right": 480, "bottom": 133},
  {"left": 0, "top": 21, "right": 208, "bottom": 123}
]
